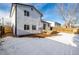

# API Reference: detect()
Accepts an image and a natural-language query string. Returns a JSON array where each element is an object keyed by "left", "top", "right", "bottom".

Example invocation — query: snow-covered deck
[{"left": 0, "top": 32, "right": 79, "bottom": 55}]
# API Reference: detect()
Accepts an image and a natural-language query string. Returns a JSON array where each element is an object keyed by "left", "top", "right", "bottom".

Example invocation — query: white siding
[
  {"left": 10, "top": 4, "right": 16, "bottom": 35},
  {"left": 16, "top": 4, "right": 42, "bottom": 35}
]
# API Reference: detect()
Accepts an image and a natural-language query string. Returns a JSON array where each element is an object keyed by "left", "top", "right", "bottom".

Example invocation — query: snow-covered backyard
[{"left": 0, "top": 32, "right": 79, "bottom": 55}]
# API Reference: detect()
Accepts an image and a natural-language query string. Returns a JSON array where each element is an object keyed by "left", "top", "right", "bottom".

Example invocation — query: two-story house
[{"left": 10, "top": 3, "right": 43, "bottom": 36}]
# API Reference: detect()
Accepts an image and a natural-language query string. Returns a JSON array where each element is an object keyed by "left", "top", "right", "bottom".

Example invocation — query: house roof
[
  {"left": 10, "top": 3, "right": 43, "bottom": 17},
  {"left": 41, "top": 20, "right": 51, "bottom": 24},
  {"left": 41, "top": 19, "right": 61, "bottom": 24}
]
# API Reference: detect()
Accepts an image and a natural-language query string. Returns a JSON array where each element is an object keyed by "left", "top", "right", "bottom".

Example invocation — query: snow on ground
[
  {"left": 46, "top": 33, "right": 77, "bottom": 47},
  {"left": 0, "top": 32, "right": 79, "bottom": 55}
]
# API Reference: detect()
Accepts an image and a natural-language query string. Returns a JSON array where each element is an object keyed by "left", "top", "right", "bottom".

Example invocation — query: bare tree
[{"left": 57, "top": 3, "right": 79, "bottom": 28}]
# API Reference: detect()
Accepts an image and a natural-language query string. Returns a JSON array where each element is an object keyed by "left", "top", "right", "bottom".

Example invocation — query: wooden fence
[
  {"left": 53, "top": 27, "right": 79, "bottom": 34},
  {"left": 4, "top": 26, "right": 12, "bottom": 34},
  {"left": 0, "top": 26, "right": 12, "bottom": 37}
]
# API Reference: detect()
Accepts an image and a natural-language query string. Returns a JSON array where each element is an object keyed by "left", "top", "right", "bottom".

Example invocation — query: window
[
  {"left": 24, "top": 25, "right": 29, "bottom": 30},
  {"left": 43, "top": 24, "right": 46, "bottom": 30},
  {"left": 27, "top": 11, "right": 29, "bottom": 16},
  {"left": 50, "top": 27, "right": 53, "bottom": 30},
  {"left": 24, "top": 10, "right": 26, "bottom": 16},
  {"left": 32, "top": 25, "right": 36, "bottom": 30},
  {"left": 24, "top": 10, "right": 29, "bottom": 16}
]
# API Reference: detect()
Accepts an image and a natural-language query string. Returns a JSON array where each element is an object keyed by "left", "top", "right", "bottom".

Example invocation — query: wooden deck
[
  {"left": 19, "top": 31, "right": 59, "bottom": 38},
  {"left": 32, "top": 31, "right": 58, "bottom": 38}
]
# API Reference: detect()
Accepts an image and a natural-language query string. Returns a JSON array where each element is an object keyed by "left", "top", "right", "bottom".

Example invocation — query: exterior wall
[
  {"left": 16, "top": 4, "right": 43, "bottom": 36},
  {"left": 10, "top": 4, "right": 16, "bottom": 35},
  {"left": 41, "top": 21, "right": 61, "bottom": 31}
]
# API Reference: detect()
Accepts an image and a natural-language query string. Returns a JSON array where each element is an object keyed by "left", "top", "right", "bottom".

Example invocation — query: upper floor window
[{"left": 24, "top": 10, "right": 29, "bottom": 16}]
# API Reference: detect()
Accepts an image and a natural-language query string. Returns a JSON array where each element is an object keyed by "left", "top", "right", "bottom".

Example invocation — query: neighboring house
[
  {"left": 55, "top": 22, "right": 61, "bottom": 27},
  {"left": 41, "top": 20, "right": 51, "bottom": 31},
  {"left": 41, "top": 20, "right": 61, "bottom": 31},
  {"left": 43, "top": 20, "right": 61, "bottom": 27},
  {"left": 10, "top": 3, "right": 43, "bottom": 36}
]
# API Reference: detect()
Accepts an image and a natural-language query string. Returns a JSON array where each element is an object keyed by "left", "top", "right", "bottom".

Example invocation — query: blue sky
[
  {"left": 0, "top": 3, "right": 65, "bottom": 24},
  {"left": 0, "top": 3, "right": 11, "bottom": 18}
]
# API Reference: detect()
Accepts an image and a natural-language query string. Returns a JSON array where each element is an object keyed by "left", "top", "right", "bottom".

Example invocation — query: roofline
[
  {"left": 10, "top": 3, "right": 16, "bottom": 17},
  {"left": 41, "top": 20, "right": 61, "bottom": 25},
  {"left": 10, "top": 3, "right": 43, "bottom": 17},
  {"left": 41, "top": 20, "right": 51, "bottom": 24}
]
